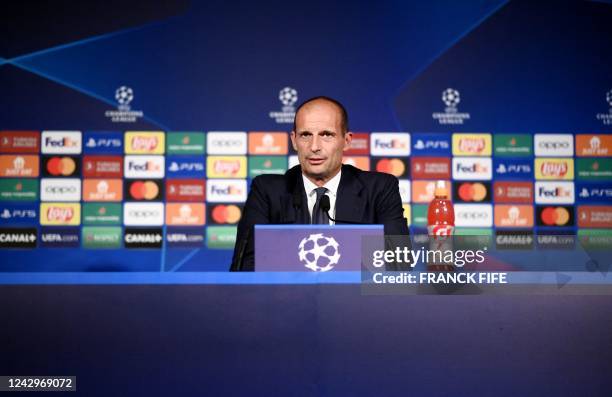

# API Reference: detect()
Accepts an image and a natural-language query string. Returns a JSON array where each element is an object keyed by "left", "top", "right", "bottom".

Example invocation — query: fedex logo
[
  {"left": 206, "top": 180, "right": 247, "bottom": 203},
  {"left": 535, "top": 182, "right": 575, "bottom": 204},
  {"left": 41, "top": 131, "right": 82, "bottom": 154},
  {"left": 124, "top": 156, "right": 165, "bottom": 178},
  {"left": 452, "top": 158, "right": 492, "bottom": 180},
  {"left": 370, "top": 133, "right": 410, "bottom": 156}
]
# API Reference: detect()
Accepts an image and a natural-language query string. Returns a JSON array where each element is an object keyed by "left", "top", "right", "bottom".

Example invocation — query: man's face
[{"left": 291, "top": 100, "right": 352, "bottom": 185}]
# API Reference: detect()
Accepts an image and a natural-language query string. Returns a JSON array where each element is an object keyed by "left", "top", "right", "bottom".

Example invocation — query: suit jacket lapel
[
  {"left": 335, "top": 165, "right": 366, "bottom": 223},
  {"left": 282, "top": 165, "right": 309, "bottom": 224}
]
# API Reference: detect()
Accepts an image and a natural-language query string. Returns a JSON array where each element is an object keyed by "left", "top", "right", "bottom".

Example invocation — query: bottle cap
[{"left": 434, "top": 180, "right": 447, "bottom": 197}]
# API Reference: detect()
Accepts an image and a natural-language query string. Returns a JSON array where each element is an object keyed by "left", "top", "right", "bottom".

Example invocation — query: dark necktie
[{"left": 311, "top": 187, "right": 330, "bottom": 225}]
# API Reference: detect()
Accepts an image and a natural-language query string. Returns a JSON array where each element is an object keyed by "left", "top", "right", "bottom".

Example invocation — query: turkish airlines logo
[
  {"left": 452, "top": 157, "right": 492, "bottom": 180},
  {"left": 577, "top": 206, "right": 612, "bottom": 228},
  {"left": 344, "top": 133, "right": 369, "bottom": 155},
  {"left": 454, "top": 204, "right": 493, "bottom": 227},
  {"left": 534, "top": 134, "right": 573, "bottom": 157},
  {"left": 0, "top": 131, "right": 40, "bottom": 153},
  {"left": 206, "top": 180, "right": 247, "bottom": 203},
  {"left": 40, "top": 179, "right": 81, "bottom": 202},
  {"left": 493, "top": 182, "right": 533, "bottom": 204},
  {"left": 452, "top": 134, "right": 491, "bottom": 156},
  {"left": 207, "top": 132, "right": 247, "bottom": 155},
  {"left": 535, "top": 158, "right": 574, "bottom": 180},
  {"left": 125, "top": 132, "right": 164, "bottom": 154},
  {"left": 124, "top": 155, "right": 165, "bottom": 178},
  {"left": 166, "top": 180, "right": 205, "bottom": 202},
  {"left": 40, "top": 203, "right": 80, "bottom": 225},
  {"left": 411, "top": 157, "right": 450, "bottom": 179},
  {"left": 535, "top": 182, "right": 574, "bottom": 204},
  {"left": 370, "top": 133, "right": 410, "bottom": 156},
  {"left": 41, "top": 131, "right": 82, "bottom": 154},
  {"left": 123, "top": 202, "right": 164, "bottom": 226},
  {"left": 83, "top": 156, "right": 122, "bottom": 178}
]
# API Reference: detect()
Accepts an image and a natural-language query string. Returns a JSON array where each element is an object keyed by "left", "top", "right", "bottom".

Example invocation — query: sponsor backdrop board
[{"left": 0, "top": 1, "right": 611, "bottom": 274}]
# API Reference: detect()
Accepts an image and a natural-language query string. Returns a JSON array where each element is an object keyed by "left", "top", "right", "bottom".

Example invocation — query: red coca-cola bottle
[{"left": 427, "top": 181, "right": 455, "bottom": 270}]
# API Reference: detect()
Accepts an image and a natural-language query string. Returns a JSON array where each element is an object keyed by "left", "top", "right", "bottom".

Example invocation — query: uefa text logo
[
  {"left": 105, "top": 86, "right": 144, "bottom": 123},
  {"left": 269, "top": 86, "right": 298, "bottom": 124},
  {"left": 454, "top": 204, "right": 493, "bottom": 227},
  {"left": 432, "top": 88, "right": 471, "bottom": 125}
]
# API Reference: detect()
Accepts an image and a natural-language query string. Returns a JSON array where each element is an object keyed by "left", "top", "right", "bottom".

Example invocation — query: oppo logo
[
  {"left": 211, "top": 139, "right": 242, "bottom": 147},
  {"left": 538, "top": 141, "right": 569, "bottom": 149},
  {"left": 45, "top": 186, "right": 77, "bottom": 194},
  {"left": 458, "top": 211, "right": 489, "bottom": 219},
  {"left": 128, "top": 210, "right": 160, "bottom": 218}
]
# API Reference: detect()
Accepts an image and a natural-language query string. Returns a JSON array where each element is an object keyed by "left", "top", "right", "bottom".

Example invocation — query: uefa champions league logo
[
  {"left": 279, "top": 87, "right": 298, "bottom": 107},
  {"left": 269, "top": 86, "right": 298, "bottom": 124},
  {"left": 105, "top": 85, "right": 143, "bottom": 123},
  {"left": 442, "top": 88, "right": 460, "bottom": 108},
  {"left": 115, "top": 86, "right": 134, "bottom": 109},
  {"left": 596, "top": 89, "right": 612, "bottom": 125},
  {"left": 298, "top": 233, "right": 341, "bottom": 272},
  {"left": 433, "top": 87, "right": 470, "bottom": 125}
]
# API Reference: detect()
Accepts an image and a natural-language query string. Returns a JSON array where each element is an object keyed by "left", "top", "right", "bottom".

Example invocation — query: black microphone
[{"left": 320, "top": 195, "right": 362, "bottom": 224}]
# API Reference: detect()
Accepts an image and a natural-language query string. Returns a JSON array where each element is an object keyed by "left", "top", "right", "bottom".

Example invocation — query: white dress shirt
[{"left": 302, "top": 170, "right": 341, "bottom": 225}]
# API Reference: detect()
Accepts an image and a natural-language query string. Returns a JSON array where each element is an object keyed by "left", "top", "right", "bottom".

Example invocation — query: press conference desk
[{"left": 1, "top": 274, "right": 611, "bottom": 396}]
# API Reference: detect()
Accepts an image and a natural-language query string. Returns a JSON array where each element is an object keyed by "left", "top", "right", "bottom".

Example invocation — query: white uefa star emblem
[
  {"left": 442, "top": 88, "right": 460, "bottom": 108},
  {"left": 279, "top": 87, "right": 298, "bottom": 107},
  {"left": 606, "top": 89, "right": 612, "bottom": 107},
  {"left": 115, "top": 86, "right": 134, "bottom": 106},
  {"left": 298, "top": 233, "right": 341, "bottom": 272}
]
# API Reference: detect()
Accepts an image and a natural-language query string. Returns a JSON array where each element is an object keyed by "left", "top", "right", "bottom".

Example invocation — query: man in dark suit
[{"left": 230, "top": 96, "right": 409, "bottom": 271}]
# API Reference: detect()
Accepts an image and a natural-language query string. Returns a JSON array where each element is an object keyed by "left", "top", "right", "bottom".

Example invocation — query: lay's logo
[
  {"left": 452, "top": 134, "right": 492, "bottom": 156},
  {"left": 207, "top": 156, "right": 247, "bottom": 178},
  {"left": 40, "top": 203, "right": 81, "bottom": 225},
  {"left": 535, "top": 158, "right": 574, "bottom": 180},
  {"left": 125, "top": 132, "right": 165, "bottom": 154}
]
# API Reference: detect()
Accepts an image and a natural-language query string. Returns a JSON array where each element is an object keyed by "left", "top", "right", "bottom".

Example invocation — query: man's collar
[{"left": 302, "top": 169, "right": 342, "bottom": 197}]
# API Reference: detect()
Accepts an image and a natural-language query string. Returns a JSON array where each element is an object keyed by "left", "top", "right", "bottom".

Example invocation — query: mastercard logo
[
  {"left": 46, "top": 157, "right": 77, "bottom": 176},
  {"left": 375, "top": 158, "right": 406, "bottom": 177},
  {"left": 456, "top": 182, "right": 488, "bottom": 202},
  {"left": 211, "top": 205, "right": 242, "bottom": 224},
  {"left": 129, "top": 181, "right": 160, "bottom": 200},
  {"left": 539, "top": 206, "right": 571, "bottom": 226}
]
